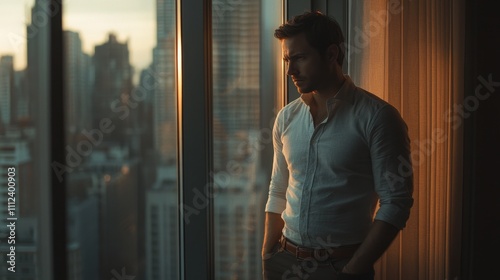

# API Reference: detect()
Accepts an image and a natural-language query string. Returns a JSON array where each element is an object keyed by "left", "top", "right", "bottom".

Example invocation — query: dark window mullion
[
  {"left": 177, "top": 1, "right": 213, "bottom": 279},
  {"left": 50, "top": 0, "right": 67, "bottom": 279}
]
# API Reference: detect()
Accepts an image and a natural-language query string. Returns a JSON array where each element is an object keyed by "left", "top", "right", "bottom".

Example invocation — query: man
[{"left": 262, "top": 11, "right": 414, "bottom": 280}]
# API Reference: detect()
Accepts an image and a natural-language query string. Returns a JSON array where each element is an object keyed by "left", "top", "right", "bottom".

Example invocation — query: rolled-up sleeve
[
  {"left": 265, "top": 110, "right": 288, "bottom": 214},
  {"left": 369, "top": 105, "right": 414, "bottom": 229}
]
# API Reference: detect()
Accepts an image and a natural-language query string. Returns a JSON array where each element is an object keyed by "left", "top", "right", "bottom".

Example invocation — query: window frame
[
  {"left": 176, "top": 1, "right": 214, "bottom": 279},
  {"left": 50, "top": 0, "right": 67, "bottom": 279}
]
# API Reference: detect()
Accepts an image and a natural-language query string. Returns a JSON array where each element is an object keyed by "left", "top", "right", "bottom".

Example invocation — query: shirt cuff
[
  {"left": 265, "top": 195, "right": 287, "bottom": 214},
  {"left": 374, "top": 201, "right": 413, "bottom": 229}
]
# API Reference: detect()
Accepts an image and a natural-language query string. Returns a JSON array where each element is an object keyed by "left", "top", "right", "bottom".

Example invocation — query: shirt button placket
[{"left": 300, "top": 127, "right": 320, "bottom": 245}]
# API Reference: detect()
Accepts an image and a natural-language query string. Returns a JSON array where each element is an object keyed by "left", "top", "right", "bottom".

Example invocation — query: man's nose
[{"left": 286, "top": 62, "right": 298, "bottom": 76}]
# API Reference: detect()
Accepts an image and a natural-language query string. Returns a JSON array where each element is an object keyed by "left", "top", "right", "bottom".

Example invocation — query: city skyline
[{"left": 1, "top": 0, "right": 155, "bottom": 78}]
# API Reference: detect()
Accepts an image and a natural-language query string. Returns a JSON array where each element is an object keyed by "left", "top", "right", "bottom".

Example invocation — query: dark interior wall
[{"left": 462, "top": 0, "right": 500, "bottom": 278}]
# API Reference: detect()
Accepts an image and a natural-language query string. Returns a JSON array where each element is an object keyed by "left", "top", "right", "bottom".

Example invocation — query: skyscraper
[
  {"left": 64, "top": 31, "right": 92, "bottom": 135},
  {"left": 13, "top": 70, "right": 29, "bottom": 126},
  {"left": 27, "top": 0, "right": 50, "bottom": 124},
  {"left": 152, "top": 44, "right": 176, "bottom": 163},
  {"left": 212, "top": 1, "right": 261, "bottom": 172},
  {"left": 81, "top": 146, "right": 140, "bottom": 279},
  {"left": 145, "top": 165, "right": 178, "bottom": 279},
  {"left": 153, "top": 0, "right": 176, "bottom": 163},
  {"left": 26, "top": 1, "right": 51, "bottom": 277},
  {"left": 0, "top": 56, "right": 15, "bottom": 129},
  {"left": 93, "top": 33, "right": 134, "bottom": 145},
  {"left": 156, "top": 0, "right": 176, "bottom": 42}
]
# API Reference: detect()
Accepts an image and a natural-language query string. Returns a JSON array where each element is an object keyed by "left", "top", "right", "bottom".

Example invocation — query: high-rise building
[
  {"left": 64, "top": 31, "right": 93, "bottom": 135},
  {"left": 0, "top": 56, "right": 15, "bottom": 129},
  {"left": 14, "top": 70, "right": 29, "bottom": 125},
  {"left": 156, "top": 0, "right": 175, "bottom": 42},
  {"left": 146, "top": 3, "right": 178, "bottom": 276},
  {"left": 26, "top": 1, "right": 51, "bottom": 278},
  {"left": 93, "top": 33, "right": 134, "bottom": 145},
  {"left": 212, "top": 1, "right": 261, "bottom": 172},
  {"left": 153, "top": 0, "right": 176, "bottom": 163},
  {"left": 27, "top": 0, "right": 50, "bottom": 124},
  {"left": 145, "top": 165, "right": 178, "bottom": 279},
  {"left": 152, "top": 43, "right": 176, "bottom": 163},
  {"left": 67, "top": 191, "right": 99, "bottom": 280},
  {"left": 213, "top": 159, "right": 263, "bottom": 279},
  {"left": 211, "top": 156, "right": 265, "bottom": 280},
  {"left": 136, "top": 65, "right": 156, "bottom": 155},
  {"left": 83, "top": 146, "right": 140, "bottom": 279}
]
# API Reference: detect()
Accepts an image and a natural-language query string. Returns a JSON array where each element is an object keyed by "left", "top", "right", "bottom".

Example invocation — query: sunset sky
[{"left": 0, "top": 0, "right": 157, "bottom": 77}]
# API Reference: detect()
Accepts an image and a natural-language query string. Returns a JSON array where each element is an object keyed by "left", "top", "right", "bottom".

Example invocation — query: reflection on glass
[
  {"left": 63, "top": 0, "right": 178, "bottom": 279},
  {"left": 212, "top": 1, "right": 268, "bottom": 279}
]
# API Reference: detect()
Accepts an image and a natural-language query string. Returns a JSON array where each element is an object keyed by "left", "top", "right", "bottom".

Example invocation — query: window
[
  {"left": 212, "top": 1, "right": 283, "bottom": 279},
  {"left": 63, "top": 0, "right": 178, "bottom": 279}
]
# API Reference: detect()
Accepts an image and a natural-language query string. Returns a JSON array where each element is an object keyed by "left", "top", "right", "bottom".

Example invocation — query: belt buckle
[{"left": 295, "top": 245, "right": 307, "bottom": 260}]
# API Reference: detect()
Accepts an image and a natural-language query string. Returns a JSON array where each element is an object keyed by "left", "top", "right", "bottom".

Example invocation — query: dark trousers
[{"left": 262, "top": 243, "right": 374, "bottom": 280}]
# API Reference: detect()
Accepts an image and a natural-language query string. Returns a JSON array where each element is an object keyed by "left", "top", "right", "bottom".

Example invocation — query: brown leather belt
[{"left": 279, "top": 235, "right": 359, "bottom": 260}]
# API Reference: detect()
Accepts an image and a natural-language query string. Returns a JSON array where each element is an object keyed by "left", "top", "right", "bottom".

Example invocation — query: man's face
[{"left": 282, "top": 33, "right": 331, "bottom": 94}]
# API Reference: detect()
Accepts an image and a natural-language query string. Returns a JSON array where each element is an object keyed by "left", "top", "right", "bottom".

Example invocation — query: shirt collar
[{"left": 331, "top": 74, "right": 356, "bottom": 105}]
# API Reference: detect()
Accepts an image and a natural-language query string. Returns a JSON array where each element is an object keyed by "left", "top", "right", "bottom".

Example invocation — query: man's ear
[{"left": 326, "top": 43, "right": 339, "bottom": 65}]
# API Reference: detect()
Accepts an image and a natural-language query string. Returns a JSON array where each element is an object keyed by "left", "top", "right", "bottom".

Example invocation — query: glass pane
[
  {"left": 63, "top": 0, "right": 178, "bottom": 279},
  {"left": 212, "top": 1, "right": 281, "bottom": 279},
  {"left": 0, "top": 0, "right": 50, "bottom": 279}
]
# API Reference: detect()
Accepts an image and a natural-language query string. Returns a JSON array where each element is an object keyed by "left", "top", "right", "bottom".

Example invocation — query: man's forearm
[
  {"left": 262, "top": 212, "right": 285, "bottom": 257},
  {"left": 342, "top": 220, "right": 400, "bottom": 274}
]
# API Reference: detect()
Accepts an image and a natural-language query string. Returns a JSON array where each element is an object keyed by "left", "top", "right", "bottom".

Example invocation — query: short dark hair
[{"left": 274, "top": 11, "right": 345, "bottom": 66}]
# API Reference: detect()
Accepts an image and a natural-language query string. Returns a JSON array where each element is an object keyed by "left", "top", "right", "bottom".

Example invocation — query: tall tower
[
  {"left": 64, "top": 31, "right": 92, "bottom": 136},
  {"left": 14, "top": 70, "right": 29, "bottom": 125},
  {"left": 27, "top": 0, "right": 50, "bottom": 124},
  {"left": 0, "top": 56, "right": 15, "bottom": 129},
  {"left": 81, "top": 146, "right": 140, "bottom": 279},
  {"left": 156, "top": 0, "right": 176, "bottom": 42},
  {"left": 153, "top": 0, "right": 176, "bottom": 163},
  {"left": 145, "top": 166, "right": 178, "bottom": 279},
  {"left": 212, "top": 1, "right": 261, "bottom": 172},
  {"left": 26, "top": 1, "right": 51, "bottom": 278},
  {"left": 93, "top": 33, "right": 134, "bottom": 145}
]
